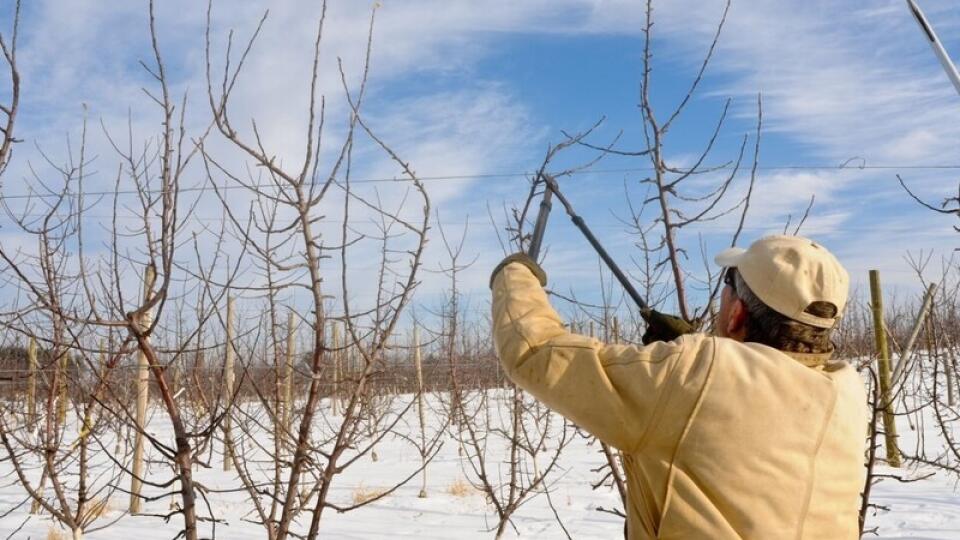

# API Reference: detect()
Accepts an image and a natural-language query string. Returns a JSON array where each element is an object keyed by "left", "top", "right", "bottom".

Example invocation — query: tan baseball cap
[{"left": 714, "top": 235, "right": 849, "bottom": 329}]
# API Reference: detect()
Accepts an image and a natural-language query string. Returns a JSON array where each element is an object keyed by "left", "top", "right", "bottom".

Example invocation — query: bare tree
[
  {"left": 0, "top": 117, "right": 130, "bottom": 540},
  {"left": 436, "top": 219, "right": 573, "bottom": 538},
  {"left": 574, "top": 0, "right": 761, "bottom": 328},
  {"left": 202, "top": 2, "right": 439, "bottom": 537},
  {"left": 0, "top": 2, "right": 235, "bottom": 536}
]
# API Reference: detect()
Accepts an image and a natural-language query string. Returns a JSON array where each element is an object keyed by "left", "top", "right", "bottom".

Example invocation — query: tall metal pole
[{"left": 906, "top": 0, "right": 960, "bottom": 97}]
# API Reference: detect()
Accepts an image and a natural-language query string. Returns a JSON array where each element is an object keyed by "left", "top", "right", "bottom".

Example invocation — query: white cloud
[
  {"left": 2, "top": 0, "right": 958, "bottom": 319},
  {"left": 651, "top": 0, "right": 960, "bottom": 164}
]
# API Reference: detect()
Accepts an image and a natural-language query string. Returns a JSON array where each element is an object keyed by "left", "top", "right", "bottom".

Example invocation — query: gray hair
[{"left": 733, "top": 271, "right": 837, "bottom": 354}]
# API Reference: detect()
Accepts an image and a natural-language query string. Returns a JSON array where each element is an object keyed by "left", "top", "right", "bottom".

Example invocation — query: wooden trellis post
[
  {"left": 99, "top": 336, "right": 107, "bottom": 381},
  {"left": 925, "top": 295, "right": 956, "bottom": 407},
  {"left": 891, "top": 283, "right": 938, "bottom": 387},
  {"left": 414, "top": 327, "right": 427, "bottom": 498},
  {"left": 284, "top": 311, "right": 295, "bottom": 431},
  {"left": 110, "top": 332, "right": 123, "bottom": 455},
  {"left": 331, "top": 322, "right": 340, "bottom": 416},
  {"left": 194, "top": 333, "right": 206, "bottom": 416},
  {"left": 76, "top": 338, "right": 107, "bottom": 452},
  {"left": 27, "top": 337, "right": 42, "bottom": 515},
  {"left": 130, "top": 264, "right": 155, "bottom": 513},
  {"left": 56, "top": 349, "right": 68, "bottom": 429},
  {"left": 223, "top": 295, "right": 235, "bottom": 471},
  {"left": 869, "top": 270, "right": 900, "bottom": 468},
  {"left": 27, "top": 336, "right": 36, "bottom": 424}
]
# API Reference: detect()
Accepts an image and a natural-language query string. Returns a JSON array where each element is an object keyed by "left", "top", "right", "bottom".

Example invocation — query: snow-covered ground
[
  {"left": 1, "top": 392, "right": 958, "bottom": 539},
  {"left": 861, "top": 410, "right": 960, "bottom": 540}
]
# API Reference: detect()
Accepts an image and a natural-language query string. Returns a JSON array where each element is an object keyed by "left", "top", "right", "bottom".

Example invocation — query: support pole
[
  {"left": 331, "top": 322, "right": 340, "bottom": 416},
  {"left": 869, "top": 270, "right": 900, "bottom": 468},
  {"left": 56, "top": 349, "right": 68, "bottom": 429},
  {"left": 130, "top": 265, "right": 155, "bottom": 513},
  {"left": 27, "top": 336, "right": 36, "bottom": 424},
  {"left": 891, "top": 283, "right": 937, "bottom": 388},
  {"left": 79, "top": 338, "right": 106, "bottom": 444},
  {"left": 28, "top": 333, "right": 41, "bottom": 515},
  {"left": 223, "top": 296, "right": 235, "bottom": 471},
  {"left": 926, "top": 300, "right": 955, "bottom": 407},
  {"left": 284, "top": 311, "right": 295, "bottom": 430},
  {"left": 947, "top": 347, "right": 957, "bottom": 407},
  {"left": 414, "top": 327, "right": 427, "bottom": 498}
]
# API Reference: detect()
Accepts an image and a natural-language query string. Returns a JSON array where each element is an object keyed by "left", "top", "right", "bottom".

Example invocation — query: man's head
[{"left": 714, "top": 235, "right": 849, "bottom": 354}]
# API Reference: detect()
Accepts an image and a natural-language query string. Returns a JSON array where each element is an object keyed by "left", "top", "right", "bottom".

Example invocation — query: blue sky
[{"left": 0, "top": 0, "right": 958, "bottom": 325}]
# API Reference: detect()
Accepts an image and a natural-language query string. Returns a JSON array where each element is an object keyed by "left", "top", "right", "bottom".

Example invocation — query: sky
[{"left": 0, "top": 0, "right": 958, "bottom": 330}]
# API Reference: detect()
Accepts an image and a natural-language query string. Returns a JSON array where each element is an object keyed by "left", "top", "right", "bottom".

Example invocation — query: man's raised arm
[{"left": 490, "top": 256, "right": 702, "bottom": 452}]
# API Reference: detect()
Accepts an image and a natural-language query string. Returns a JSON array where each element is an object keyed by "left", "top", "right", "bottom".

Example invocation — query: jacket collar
[{"left": 785, "top": 350, "right": 833, "bottom": 369}]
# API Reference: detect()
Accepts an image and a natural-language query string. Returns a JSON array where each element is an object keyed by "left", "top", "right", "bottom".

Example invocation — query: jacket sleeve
[{"left": 491, "top": 261, "right": 692, "bottom": 452}]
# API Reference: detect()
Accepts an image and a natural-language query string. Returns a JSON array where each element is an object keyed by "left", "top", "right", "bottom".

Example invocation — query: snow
[
  {"left": 868, "top": 468, "right": 960, "bottom": 540},
  {"left": 1, "top": 391, "right": 959, "bottom": 539}
]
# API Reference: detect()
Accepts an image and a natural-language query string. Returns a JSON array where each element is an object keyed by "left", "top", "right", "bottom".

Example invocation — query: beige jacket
[{"left": 492, "top": 262, "right": 868, "bottom": 539}]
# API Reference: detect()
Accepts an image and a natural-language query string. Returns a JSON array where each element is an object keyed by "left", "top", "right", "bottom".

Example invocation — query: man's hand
[
  {"left": 641, "top": 309, "right": 696, "bottom": 344},
  {"left": 490, "top": 253, "right": 547, "bottom": 289}
]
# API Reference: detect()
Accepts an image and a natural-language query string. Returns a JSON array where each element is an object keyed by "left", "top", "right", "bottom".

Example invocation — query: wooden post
[
  {"left": 947, "top": 349, "right": 957, "bottom": 408},
  {"left": 284, "top": 311, "right": 295, "bottom": 429},
  {"left": 223, "top": 296, "right": 235, "bottom": 471},
  {"left": 76, "top": 339, "right": 106, "bottom": 460},
  {"left": 934, "top": 315, "right": 954, "bottom": 407},
  {"left": 31, "top": 472, "right": 47, "bottom": 514},
  {"left": 172, "top": 361, "right": 181, "bottom": 399},
  {"left": 331, "top": 322, "right": 340, "bottom": 416},
  {"left": 130, "top": 265, "right": 155, "bottom": 514},
  {"left": 109, "top": 332, "right": 123, "bottom": 455},
  {"left": 194, "top": 333, "right": 206, "bottom": 417},
  {"left": 29, "top": 333, "right": 42, "bottom": 515},
  {"left": 56, "top": 349, "right": 68, "bottom": 429},
  {"left": 27, "top": 336, "right": 37, "bottom": 424},
  {"left": 869, "top": 270, "right": 900, "bottom": 468},
  {"left": 99, "top": 336, "right": 107, "bottom": 383},
  {"left": 81, "top": 338, "right": 107, "bottom": 442},
  {"left": 925, "top": 301, "right": 955, "bottom": 407},
  {"left": 170, "top": 321, "right": 181, "bottom": 399},
  {"left": 414, "top": 327, "right": 427, "bottom": 498},
  {"left": 891, "top": 283, "right": 938, "bottom": 386},
  {"left": 612, "top": 316, "right": 620, "bottom": 344}
]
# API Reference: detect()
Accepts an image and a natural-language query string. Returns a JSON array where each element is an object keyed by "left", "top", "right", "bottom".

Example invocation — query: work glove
[
  {"left": 490, "top": 253, "right": 547, "bottom": 289},
  {"left": 641, "top": 309, "right": 696, "bottom": 344}
]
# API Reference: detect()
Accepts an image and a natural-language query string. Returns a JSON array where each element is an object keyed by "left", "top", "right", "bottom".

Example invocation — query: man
[{"left": 490, "top": 235, "right": 868, "bottom": 539}]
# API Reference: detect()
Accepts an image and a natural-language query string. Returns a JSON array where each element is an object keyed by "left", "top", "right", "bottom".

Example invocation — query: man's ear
[{"left": 726, "top": 298, "right": 749, "bottom": 341}]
